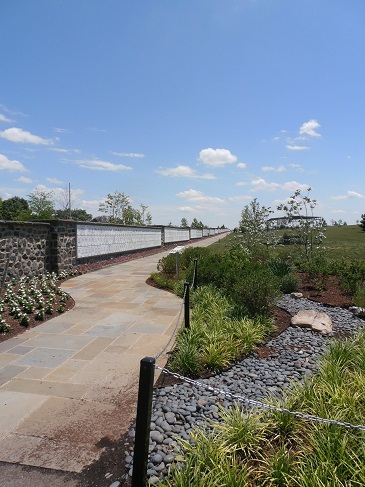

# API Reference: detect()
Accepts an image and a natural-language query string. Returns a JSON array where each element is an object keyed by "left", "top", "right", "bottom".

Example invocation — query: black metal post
[
  {"left": 192, "top": 258, "right": 198, "bottom": 290},
  {"left": 184, "top": 281, "right": 190, "bottom": 329},
  {"left": 131, "top": 356, "right": 155, "bottom": 487}
]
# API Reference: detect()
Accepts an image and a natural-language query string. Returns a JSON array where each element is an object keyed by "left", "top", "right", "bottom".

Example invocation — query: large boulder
[{"left": 291, "top": 310, "right": 332, "bottom": 334}]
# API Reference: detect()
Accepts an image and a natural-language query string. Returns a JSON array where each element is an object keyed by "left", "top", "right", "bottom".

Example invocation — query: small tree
[
  {"left": 239, "top": 198, "right": 277, "bottom": 255},
  {"left": 54, "top": 185, "right": 79, "bottom": 217},
  {"left": 28, "top": 189, "right": 55, "bottom": 220},
  {"left": 1, "top": 196, "right": 30, "bottom": 221},
  {"left": 99, "top": 191, "right": 151, "bottom": 225},
  {"left": 99, "top": 191, "right": 133, "bottom": 223},
  {"left": 277, "top": 188, "right": 326, "bottom": 261},
  {"left": 191, "top": 218, "right": 204, "bottom": 229},
  {"left": 54, "top": 208, "right": 92, "bottom": 221},
  {"left": 359, "top": 214, "right": 365, "bottom": 232},
  {"left": 180, "top": 218, "right": 188, "bottom": 228},
  {"left": 145, "top": 211, "right": 152, "bottom": 225},
  {"left": 139, "top": 204, "right": 152, "bottom": 225}
]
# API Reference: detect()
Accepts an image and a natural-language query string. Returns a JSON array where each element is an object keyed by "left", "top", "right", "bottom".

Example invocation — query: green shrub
[
  {"left": 165, "top": 328, "right": 365, "bottom": 487},
  {"left": 169, "top": 286, "right": 274, "bottom": 376},
  {"left": 354, "top": 284, "right": 365, "bottom": 308},
  {"left": 157, "top": 254, "right": 177, "bottom": 275},
  {"left": 169, "top": 338, "right": 201, "bottom": 376},
  {"left": 150, "top": 272, "right": 176, "bottom": 291},
  {"left": 230, "top": 263, "right": 281, "bottom": 316},
  {"left": 280, "top": 272, "right": 300, "bottom": 293}
]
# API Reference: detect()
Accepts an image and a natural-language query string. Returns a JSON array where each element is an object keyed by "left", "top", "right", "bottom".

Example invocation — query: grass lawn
[{"left": 209, "top": 225, "right": 365, "bottom": 261}]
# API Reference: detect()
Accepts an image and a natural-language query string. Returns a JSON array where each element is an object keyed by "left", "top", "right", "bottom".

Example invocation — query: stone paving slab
[{"left": 0, "top": 234, "right": 226, "bottom": 474}]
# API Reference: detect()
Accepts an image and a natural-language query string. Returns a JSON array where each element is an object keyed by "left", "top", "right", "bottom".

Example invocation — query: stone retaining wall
[
  {"left": 0, "top": 220, "right": 228, "bottom": 281},
  {"left": 0, "top": 221, "right": 50, "bottom": 280}
]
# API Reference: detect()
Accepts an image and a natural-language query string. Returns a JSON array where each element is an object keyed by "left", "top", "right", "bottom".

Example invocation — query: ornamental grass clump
[
  {"left": 169, "top": 286, "right": 274, "bottom": 376},
  {"left": 164, "top": 329, "right": 365, "bottom": 486}
]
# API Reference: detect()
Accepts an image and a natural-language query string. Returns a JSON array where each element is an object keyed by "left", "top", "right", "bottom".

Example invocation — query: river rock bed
[{"left": 121, "top": 295, "right": 365, "bottom": 485}]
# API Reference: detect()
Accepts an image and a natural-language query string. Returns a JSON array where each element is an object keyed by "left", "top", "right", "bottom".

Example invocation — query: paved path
[{"left": 0, "top": 234, "right": 225, "bottom": 477}]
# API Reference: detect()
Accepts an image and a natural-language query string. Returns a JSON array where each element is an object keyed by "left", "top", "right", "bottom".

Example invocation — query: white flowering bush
[
  {"left": 0, "top": 270, "right": 76, "bottom": 335},
  {"left": 0, "top": 316, "right": 10, "bottom": 333}
]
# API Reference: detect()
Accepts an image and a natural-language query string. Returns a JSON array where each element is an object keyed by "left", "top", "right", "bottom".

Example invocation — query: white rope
[{"left": 155, "top": 365, "right": 365, "bottom": 432}]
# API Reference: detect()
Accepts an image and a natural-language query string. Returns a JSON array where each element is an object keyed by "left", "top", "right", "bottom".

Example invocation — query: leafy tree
[
  {"left": 239, "top": 198, "right": 276, "bottom": 254},
  {"left": 28, "top": 189, "right": 55, "bottom": 220},
  {"left": 191, "top": 218, "right": 204, "bottom": 229},
  {"left": 98, "top": 191, "right": 151, "bottom": 225},
  {"left": 1, "top": 196, "right": 29, "bottom": 221},
  {"left": 139, "top": 204, "right": 152, "bottom": 225},
  {"left": 180, "top": 218, "right": 189, "bottom": 228},
  {"left": 331, "top": 219, "right": 347, "bottom": 227},
  {"left": 359, "top": 214, "right": 365, "bottom": 232},
  {"left": 98, "top": 191, "right": 133, "bottom": 223},
  {"left": 92, "top": 215, "right": 109, "bottom": 223},
  {"left": 145, "top": 211, "right": 152, "bottom": 225},
  {"left": 277, "top": 188, "right": 326, "bottom": 261},
  {"left": 54, "top": 208, "right": 93, "bottom": 221},
  {"left": 54, "top": 185, "right": 80, "bottom": 216}
]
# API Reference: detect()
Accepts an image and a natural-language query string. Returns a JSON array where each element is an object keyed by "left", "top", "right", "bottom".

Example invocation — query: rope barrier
[
  {"left": 154, "top": 286, "right": 187, "bottom": 361},
  {"left": 155, "top": 365, "right": 365, "bottom": 433}
]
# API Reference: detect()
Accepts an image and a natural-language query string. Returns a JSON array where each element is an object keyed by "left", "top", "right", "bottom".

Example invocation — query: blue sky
[{"left": 1, "top": 0, "right": 364, "bottom": 228}]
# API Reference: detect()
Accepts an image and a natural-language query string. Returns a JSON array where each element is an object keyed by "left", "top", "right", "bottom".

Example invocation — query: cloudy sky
[{"left": 1, "top": 0, "right": 364, "bottom": 228}]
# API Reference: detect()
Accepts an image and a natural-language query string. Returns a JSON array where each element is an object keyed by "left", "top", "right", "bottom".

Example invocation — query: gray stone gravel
[{"left": 121, "top": 295, "right": 364, "bottom": 484}]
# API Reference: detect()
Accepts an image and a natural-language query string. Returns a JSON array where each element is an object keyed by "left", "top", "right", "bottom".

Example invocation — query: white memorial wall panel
[
  {"left": 190, "top": 228, "right": 203, "bottom": 239},
  {"left": 76, "top": 224, "right": 162, "bottom": 258},
  {"left": 164, "top": 228, "right": 190, "bottom": 243}
]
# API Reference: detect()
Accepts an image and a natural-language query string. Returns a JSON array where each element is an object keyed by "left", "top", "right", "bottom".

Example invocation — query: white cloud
[
  {"left": 288, "top": 163, "right": 304, "bottom": 172},
  {"left": 157, "top": 165, "right": 215, "bottom": 180},
  {"left": 16, "top": 176, "right": 34, "bottom": 183},
  {"left": 251, "top": 178, "right": 309, "bottom": 192},
  {"left": 198, "top": 148, "right": 237, "bottom": 167},
  {"left": 262, "top": 165, "right": 286, "bottom": 172},
  {"left": 176, "top": 189, "right": 224, "bottom": 204},
  {"left": 228, "top": 195, "right": 252, "bottom": 202},
  {"left": 0, "top": 114, "right": 13, "bottom": 123},
  {"left": 299, "top": 119, "right": 321, "bottom": 138},
  {"left": 332, "top": 191, "right": 365, "bottom": 200},
  {"left": 178, "top": 206, "right": 195, "bottom": 212},
  {"left": 79, "top": 198, "right": 105, "bottom": 215},
  {"left": 0, "top": 153, "right": 28, "bottom": 172},
  {"left": 236, "top": 181, "right": 247, "bottom": 186},
  {"left": 75, "top": 159, "right": 132, "bottom": 171},
  {"left": 112, "top": 152, "right": 145, "bottom": 158},
  {"left": 0, "top": 127, "right": 54, "bottom": 145},
  {"left": 88, "top": 127, "right": 107, "bottom": 132},
  {"left": 237, "top": 162, "right": 247, "bottom": 169},
  {"left": 286, "top": 144, "right": 309, "bottom": 151},
  {"left": 50, "top": 148, "right": 81, "bottom": 154},
  {"left": 54, "top": 128, "right": 70, "bottom": 133},
  {"left": 47, "top": 177, "right": 64, "bottom": 185}
]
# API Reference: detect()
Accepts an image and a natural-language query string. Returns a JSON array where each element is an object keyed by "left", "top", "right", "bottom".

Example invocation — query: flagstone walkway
[{"left": 0, "top": 234, "right": 225, "bottom": 475}]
